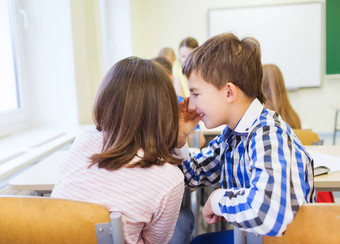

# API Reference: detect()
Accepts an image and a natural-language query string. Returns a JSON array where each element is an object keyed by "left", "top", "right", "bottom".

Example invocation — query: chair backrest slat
[
  {"left": 293, "top": 129, "right": 320, "bottom": 146},
  {"left": 263, "top": 203, "right": 340, "bottom": 244},
  {"left": 0, "top": 196, "right": 115, "bottom": 244}
]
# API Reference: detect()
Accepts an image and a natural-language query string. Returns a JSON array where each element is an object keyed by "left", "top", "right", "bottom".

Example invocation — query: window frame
[{"left": 0, "top": 0, "right": 29, "bottom": 138}]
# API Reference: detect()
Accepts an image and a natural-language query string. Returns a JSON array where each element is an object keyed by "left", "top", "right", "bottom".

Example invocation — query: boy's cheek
[{"left": 187, "top": 97, "right": 196, "bottom": 110}]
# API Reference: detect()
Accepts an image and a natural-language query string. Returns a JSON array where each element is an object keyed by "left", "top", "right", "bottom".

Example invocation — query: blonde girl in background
[
  {"left": 262, "top": 64, "right": 302, "bottom": 129},
  {"left": 173, "top": 37, "right": 199, "bottom": 97}
]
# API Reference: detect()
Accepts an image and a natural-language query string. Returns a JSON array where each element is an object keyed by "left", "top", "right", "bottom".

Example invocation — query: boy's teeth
[{"left": 200, "top": 113, "right": 204, "bottom": 117}]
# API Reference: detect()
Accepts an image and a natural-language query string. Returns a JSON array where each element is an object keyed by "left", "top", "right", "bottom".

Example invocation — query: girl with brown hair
[
  {"left": 262, "top": 64, "right": 302, "bottom": 129},
  {"left": 52, "top": 57, "right": 185, "bottom": 243}
]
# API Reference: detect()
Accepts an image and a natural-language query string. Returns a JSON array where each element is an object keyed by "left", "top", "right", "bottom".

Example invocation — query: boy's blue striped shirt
[{"left": 179, "top": 99, "right": 316, "bottom": 236}]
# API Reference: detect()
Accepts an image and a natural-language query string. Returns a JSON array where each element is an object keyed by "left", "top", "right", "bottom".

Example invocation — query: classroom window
[
  {"left": 0, "top": 0, "right": 27, "bottom": 137},
  {"left": 0, "top": 0, "right": 19, "bottom": 113}
]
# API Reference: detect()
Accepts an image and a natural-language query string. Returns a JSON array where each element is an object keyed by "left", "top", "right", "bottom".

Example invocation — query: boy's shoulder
[
  {"left": 249, "top": 108, "right": 291, "bottom": 134},
  {"left": 256, "top": 108, "right": 286, "bottom": 128},
  {"left": 221, "top": 100, "right": 290, "bottom": 139},
  {"left": 247, "top": 108, "right": 300, "bottom": 145}
]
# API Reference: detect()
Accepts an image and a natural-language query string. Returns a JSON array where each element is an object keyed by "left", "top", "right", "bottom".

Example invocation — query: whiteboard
[{"left": 208, "top": 3, "right": 323, "bottom": 89}]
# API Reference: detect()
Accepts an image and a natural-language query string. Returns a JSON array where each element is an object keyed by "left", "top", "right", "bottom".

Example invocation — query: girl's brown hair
[
  {"left": 182, "top": 33, "right": 266, "bottom": 103},
  {"left": 262, "top": 64, "right": 301, "bottom": 129},
  {"left": 152, "top": 57, "right": 173, "bottom": 76},
  {"left": 90, "top": 57, "right": 181, "bottom": 170}
]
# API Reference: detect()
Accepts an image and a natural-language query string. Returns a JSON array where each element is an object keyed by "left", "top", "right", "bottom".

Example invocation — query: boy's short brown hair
[{"left": 182, "top": 33, "right": 266, "bottom": 103}]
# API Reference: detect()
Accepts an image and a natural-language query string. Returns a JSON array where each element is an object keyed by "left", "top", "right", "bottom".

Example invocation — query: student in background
[
  {"left": 173, "top": 37, "right": 199, "bottom": 97},
  {"left": 158, "top": 47, "right": 176, "bottom": 66},
  {"left": 262, "top": 64, "right": 301, "bottom": 129},
  {"left": 153, "top": 56, "right": 206, "bottom": 148},
  {"left": 153, "top": 56, "right": 173, "bottom": 75},
  {"left": 178, "top": 37, "right": 199, "bottom": 64},
  {"left": 262, "top": 63, "right": 334, "bottom": 203},
  {"left": 158, "top": 48, "right": 182, "bottom": 96},
  {"left": 52, "top": 57, "right": 184, "bottom": 244},
  {"left": 177, "top": 33, "right": 315, "bottom": 241}
]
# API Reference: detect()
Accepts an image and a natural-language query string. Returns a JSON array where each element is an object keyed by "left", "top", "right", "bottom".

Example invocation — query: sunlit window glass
[{"left": 0, "top": 0, "right": 19, "bottom": 113}]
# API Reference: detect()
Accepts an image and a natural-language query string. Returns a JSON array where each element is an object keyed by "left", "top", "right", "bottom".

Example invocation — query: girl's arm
[{"left": 142, "top": 181, "right": 184, "bottom": 243}]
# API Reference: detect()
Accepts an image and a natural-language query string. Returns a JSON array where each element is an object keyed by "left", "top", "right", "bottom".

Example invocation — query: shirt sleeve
[
  {"left": 178, "top": 135, "right": 224, "bottom": 187},
  {"left": 210, "top": 125, "right": 313, "bottom": 236},
  {"left": 142, "top": 180, "right": 184, "bottom": 244}
]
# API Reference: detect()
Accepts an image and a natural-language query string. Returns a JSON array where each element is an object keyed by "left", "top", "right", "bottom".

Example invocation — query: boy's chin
[{"left": 204, "top": 122, "right": 221, "bottom": 129}]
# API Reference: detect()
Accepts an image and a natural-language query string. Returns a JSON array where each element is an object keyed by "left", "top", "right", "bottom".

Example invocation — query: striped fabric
[
  {"left": 51, "top": 129, "right": 184, "bottom": 244},
  {"left": 179, "top": 98, "right": 315, "bottom": 236}
]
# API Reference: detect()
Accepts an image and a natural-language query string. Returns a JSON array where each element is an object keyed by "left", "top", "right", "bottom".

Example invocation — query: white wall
[
  {"left": 130, "top": 0, "right": 339, "bottom": 134},
  {"left": 100, "top": 0, "right": 133, "bottom": 73},
  {"left": 288, "top": 76, "right": 340, "bottom": 133}
]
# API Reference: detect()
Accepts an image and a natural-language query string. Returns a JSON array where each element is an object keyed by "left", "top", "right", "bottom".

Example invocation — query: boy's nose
[{"left": 188, "top": 97, "right": 196, "bottom": 111}]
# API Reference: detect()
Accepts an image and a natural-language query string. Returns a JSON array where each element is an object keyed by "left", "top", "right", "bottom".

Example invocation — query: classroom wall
[
  {"left": 129, "top": 0, "right": 340, "bottom": 134},
  {"left": 17, "top": 0, "right": 337, "bottom": 135},
  {"left": 288, "top": 77, "right": 340, "bottom": 133},
  {"left": 69, "top": 0, "right": 104, "bottom": 125}
]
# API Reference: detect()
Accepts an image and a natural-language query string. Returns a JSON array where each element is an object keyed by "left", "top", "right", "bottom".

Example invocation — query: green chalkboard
[{"left": 326, "top": 0, "right": 340, "bottom": 74}]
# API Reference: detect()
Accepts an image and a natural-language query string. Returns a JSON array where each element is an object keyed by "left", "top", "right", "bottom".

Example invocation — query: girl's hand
[{"left": 177, "top": 97, "right": 200, "bottom": 147}]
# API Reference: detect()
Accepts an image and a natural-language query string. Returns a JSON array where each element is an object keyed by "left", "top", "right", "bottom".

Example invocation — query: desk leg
[
  {"left": 191, "top": 188, "right": 201, "bottom": 237},
  {"left": 34, "top": 191, "right": 51, "bottom": 197},
  {"left": 234, "top": 227, "right": 246, "bottom": 244},
  {"left": 334, "top": 109, "right": 339, "bottom": 145},
  {"left": 234, "top": 227, "right": 262, "bottom": 244},
  {"left": 34, "top": 192, "right": 44, "bottom": 197}
]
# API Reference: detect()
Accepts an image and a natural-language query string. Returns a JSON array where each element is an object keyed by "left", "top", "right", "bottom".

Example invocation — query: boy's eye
[{"left": 193, "top": 93, "right": 199, "bottom": 97}]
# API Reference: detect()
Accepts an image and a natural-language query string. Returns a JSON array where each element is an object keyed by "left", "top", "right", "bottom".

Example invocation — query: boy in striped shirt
[{"left": 177, "top": 33, "right": 315, "bottom": 237}]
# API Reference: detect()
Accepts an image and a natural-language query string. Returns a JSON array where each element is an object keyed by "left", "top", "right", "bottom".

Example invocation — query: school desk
[
  {"left": 8, "top": 146, "right": 340, "bottom": 195},
  {"left": 305, "top": 145, "right": 340, "bottom": 191},
  {"left": 8, "top": 150, "right": 68, "bottom": 195}
]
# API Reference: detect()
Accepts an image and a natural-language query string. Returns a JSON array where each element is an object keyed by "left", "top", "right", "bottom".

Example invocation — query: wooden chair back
[
  {"left": 293, "top": 129, "right": 320, "bottom": 145},
  {"left": 263, "top": 203, "right": 340, "bottom": 244},
  {"left": 0, "top": 196, "right": 124, "bottom": 244}
]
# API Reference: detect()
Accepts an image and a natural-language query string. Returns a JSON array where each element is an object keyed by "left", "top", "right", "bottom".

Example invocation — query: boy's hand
[
  {"left": 177, "top": 97, "right": 200, "bottom": 147},
  {"left": 202, "top": 191, "right": 224, "bottom": 224}
]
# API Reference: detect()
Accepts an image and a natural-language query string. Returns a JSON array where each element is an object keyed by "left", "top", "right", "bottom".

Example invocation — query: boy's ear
[{"left": 225, "top": 82, "right": 237, "bottom": 102}]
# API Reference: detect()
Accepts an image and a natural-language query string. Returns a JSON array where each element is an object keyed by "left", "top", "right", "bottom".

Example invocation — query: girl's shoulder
[
  {"left": 134, "top": 161, "right": 184, "bottom": 189},
  {"left": 159, "top": 162, "right": 185, "bottom": 178},
  {"left": 70, "top": 128, "right": 103, "bottom": 155}
]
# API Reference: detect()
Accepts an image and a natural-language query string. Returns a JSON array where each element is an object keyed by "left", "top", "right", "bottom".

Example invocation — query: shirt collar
[{"left": 233, "top": 98, "right": 264, "bottom": 134}]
